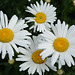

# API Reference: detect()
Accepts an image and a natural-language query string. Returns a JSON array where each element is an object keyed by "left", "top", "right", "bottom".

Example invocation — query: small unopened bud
[
  {"left": 8, "top": 58, "right": 15, "bottom": 65},
  {"left": 45, "top": 0, "right": 51, "bottom": 3},
  {"left": 73, "top": 0, "right": 75, "bottom": 6},
  {"left": 57, "top": 69, "right": 64, "bottom": 75}
]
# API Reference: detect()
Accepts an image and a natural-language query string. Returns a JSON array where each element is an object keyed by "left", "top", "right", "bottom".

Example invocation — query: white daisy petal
[
  {"left": 62, "top": 25, "right": 68, "bottom": 37},
  {"left": 0, "top": 11, "right": 5, "bottom": 28},
  {"left": 40, "top": 64, "right": 45, "bottom": 73},
  {"left": 43, "top": 63, "right": 49, "bottom": 71},
  {"left": 61, "top": 21, "right": 66, "bottom": 37},
  {"left": 33, "top": 4, "right": 39, "bottom": 12},
  {"left": 38, "top": 42, "right": 50, "bottom": 50},
  {"left": 51, "top": 52, "right": 59, "bottom": 66},
  {"left": 13, "top": 20, "right": 28, "bottom": 32},
  {"left": 17, "top": 55, "right": 27, "bottom": 58},
  {"left": 40, "top": 0, "right": 44, "bottom": 6},
  {"left": 27, "top": 6, "right": 37, "bottom": 15},
  {"left": 20, "top": 62, "right": 31, "bottom": 71},
  {"left": 63, "top": 52, "right": 71, "bottom": 67},
  {"left": 6, "top": 44, "right": 13, "bottom": 60},
  {"left": 30, "top": 4, "right": 35, "bottom": 9},
  {"left": 8, "top": 15, "right": 18, "bottom": 29},
  {"left": 15, "top": 30, "right": 31, "bottom": 37},
  {"left": 45, "top": 59, "right": 57, "bottom": 71},
  {"left": 4, "top": 14, "right": 8, "bottom": 28},
  {"left": 32, "top": 64, "right": 37, "bottom": 74},
  {"left": 16, "top": 57, "right": 31, "bottom": 61},
  {"left": 36, "top": 1, "right": 41, "bottom": 12},
  {"left": 67, "top": 28, "right": 75, "bottom": 40},
  {"left": 40, "top": 49, "right": 54, "bottom": 60},
  {"left": 2, "top": 43, "right": 6, "bottom": 59},
  {"left": 6, "top": 43, "right": 14, "bottom": 56},
  {"left": 66, "top": 25, "right": 75, "bottom": 38},
  {"left": 13, "top": 39, "right": 30, "bottom": 48},
  {"left": 37, "top": 65, "right": 42, "bottom": 75},
  {"left": 59, "top": 53, "right": 65, "bottom": 65},
  {"left": 18, "top": 47, "right": 31, "bottom": 55},
  {"left": 0, "top": 23, "right": 2, "bottom": 29},
  {"left": 0, "top": 42, "right": 3, "bottom": 53},
  {"left": 69, "top": 37, "right": 75, "bottom": 45},
  {"left": 56, "top": 20, "right": 62, "bottom": 37},
  {"left": 10, "top": 42, "right": 19, "bottom": 53},
  {"left": 51, "top": 24, "right": 58, "bottom": 37},
  {"left": 68, "top": 48, "right": 75, "bottom": 57},
  {"left": 28, "top": 62, "right": 35, "bottom": 74},
  {"left": 58, "top": 60, "right": 62, "bottom": 69},
  {"left": 44, "top": 30, "right": 56, "bottom": 39},
  {"left": 67, "top": 53, "right": 74, "bottom": 65}
]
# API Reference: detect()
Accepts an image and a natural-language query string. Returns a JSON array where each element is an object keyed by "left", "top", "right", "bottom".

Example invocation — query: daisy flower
[
  {"left": 16, "top": 36, "right": 56, "bottom": 75},
  {"left": 25, "top": 0, "right": 56, "bottom": 32},
  {"left": 38, "top": 20, "right": 75, "bottom": 69},
  {"left": 0, "top": 11, "right": 31, "bottom": 60}
]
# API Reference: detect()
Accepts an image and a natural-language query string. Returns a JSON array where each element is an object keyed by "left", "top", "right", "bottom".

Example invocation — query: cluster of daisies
[{"left": 0, "top": 0, "right": 75, "bottom": 75}]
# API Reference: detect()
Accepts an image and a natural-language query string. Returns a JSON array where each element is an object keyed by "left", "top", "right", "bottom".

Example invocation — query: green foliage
[{"left": 0, "top": 0, "right": 75, "bottom": 75}]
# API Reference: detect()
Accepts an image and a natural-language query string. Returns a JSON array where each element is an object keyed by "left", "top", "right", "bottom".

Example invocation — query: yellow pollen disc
[
  {"left": 53, "top": 38, "right": 69, "bottom": 52},
  {"left": 0, "top": 28, "right": 14, "bottom": 43},
  {"left": 32, "top": 50, "right": 46, "bottom": 64},
  {"left": 35, "top": 12, "right": 46, "bottom": 24}
]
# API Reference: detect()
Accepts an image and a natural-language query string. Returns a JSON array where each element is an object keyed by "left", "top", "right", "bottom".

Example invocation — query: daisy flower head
[
  {"left": 16, "top": 36, "right": 56, "bottom": 75},
  {"left": 38, "top": 20, "right": 75, "bottom": 69},
  {"left": 25, "top": 0, "right": 56, "bottom": 32},
  {"left": 0, "top": 11, "right": 31, "bottom": 60}
]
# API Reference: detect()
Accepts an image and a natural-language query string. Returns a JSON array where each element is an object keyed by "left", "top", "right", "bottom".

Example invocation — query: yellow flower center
[
  {"left": 35, "top": 12, "right": 46, "bottom": 24},
  {"left": 53, "top": 38, "right": 69, "bottom": 52},
  {"left": 32, "top": 50, "right": 46, "bottom": 64},
  {"left": 0, "top": 28, "right": 14, "bottom": 43}
]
